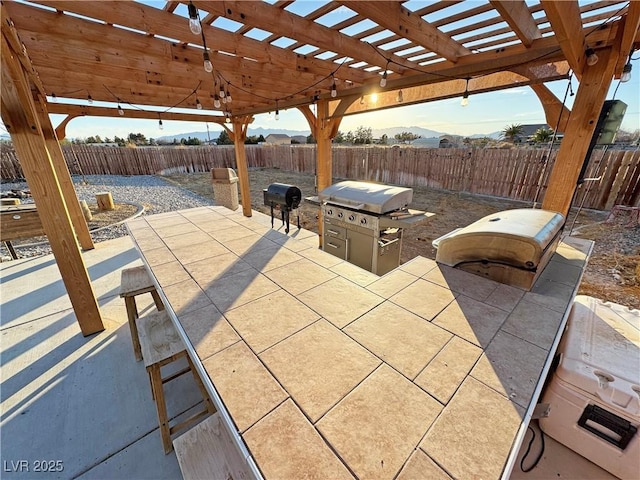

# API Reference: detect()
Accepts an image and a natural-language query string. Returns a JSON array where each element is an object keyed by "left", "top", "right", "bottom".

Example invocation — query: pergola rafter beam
[
  {"left": 489, "top": 1, "right": 542, "bottom": 47},
  {"left": 540, "top": 0, "right": 587, "bottom": 77}
]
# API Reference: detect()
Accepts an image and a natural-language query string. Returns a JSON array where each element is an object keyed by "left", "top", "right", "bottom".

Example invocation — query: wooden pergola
[{"left": 2, "top": 0, "right": 639, "bottom": 335}]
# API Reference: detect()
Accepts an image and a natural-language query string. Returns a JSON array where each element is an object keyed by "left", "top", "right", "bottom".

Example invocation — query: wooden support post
[
  {"left": 300, "top": 100, "right": 344, "bottom": 246},
  {"left": 96, "top": 192, "right": 115, "bottom": 211},
  {"left": 542, "top": 48, "right": 618, "bottom": 217},
  {"left": 35, "top": 101, "right": 94, "bottom": 250},
  {"left": 229, "top": 117, "right": 253, "bottom": 217},
  {"left": 1, "top": 29, "right": 103, "bottom": 336}
]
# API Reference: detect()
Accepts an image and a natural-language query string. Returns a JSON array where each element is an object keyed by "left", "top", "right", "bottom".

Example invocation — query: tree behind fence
[{"left": 1, "top": 144, "right": 638, "bottom": 210}]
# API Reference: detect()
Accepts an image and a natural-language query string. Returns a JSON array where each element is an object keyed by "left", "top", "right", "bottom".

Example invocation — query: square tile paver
[
  {"left": 366, "top": 270, "right": 418, "bottom": 298},
  {"left": 501, "top": 298, "right": 564, "bottom": 350},
  {"left": 470, "top": 330, "right": 548, "bottom": 408},
  {"left": 421, "top": 377, "right": 524, "bottom": 480},
  {"left": 432, "top": 294, "right": 508, "bottom": 348},
  {"left": 224, "top": 290, "right": 320, "bottom": 352},
  {"left": 525, "top": 278, "right": 575, "bottom": 313},
  {"left": 185, "top": 252, "right": 253, "bottom": 288},
  {"left": 171, "top": 239, "right": 229, "bottom": 265},
  {"left": 298, "top": 277, "right": 384, "bottom": 328},
  {"left": 163, "top": 230, "right": 213, "bottom": 250},
  {"left": 265, "top": 258, "right": 337, "bottom": 295},
  {"left": 414, "top": 336, "right": 482, "bottom": 404},
  {"left": 162, "top": 278, "right": 212, "bottom": 315},
  {"left": 203, "top": 268, "right": 280, "bottom": 312},
  {"left": 150, "top": 260, "right": 191, "bottom": 287},
  {"left": 241, "top": 245, "right": 302, "bottom": 272},
  {"left": 243, "top": 400, "right": 353, "bottom": 480},
  {"left": 317, "top": 365, "right": 442, "bottom": 480},
  {"left": 202, "top": 341, "right": 288, "bottom": 432},
  {"left": 179, "top": 304, "right": 240, "bottom": 361},
  {"left": 142, "top": 245, "right": 176, "bottom": 267},
  {"left": 345, "top": 302, "right": 452, "bottom": 379},
  {"left": 398, "top": 256, "right": 438, "bottom": 277},
  {"left": 390, "top": 278, "right": 457, "bottom": 321},
  {"left": 208, "top": 224, "right": 255, "bottom": 243},
  {"left": 424, "top": 265, "right": 500, "bottom": 301},
  {"left": 297, "top": 246, "right": 344, "bottom": 268},
  {"left": 260, "top": 320, "right": 380, "bottom": 422},
  {"left": 396, "top": 450, "right": 452, "bottom": 480},
  {"left": 485, "top": 283, "right": 525, "bottom": 312},
  {"left": 329, "top": 261, "right": 379, "bottom": 286}
]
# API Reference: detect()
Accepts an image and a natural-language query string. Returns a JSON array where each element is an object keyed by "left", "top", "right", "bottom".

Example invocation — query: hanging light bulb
[
  {"left": 397, "top": 89, "right": 403, "bottom": 103},
  {"left": 331, "top": 76, "right": 337, "bottom": 98},
  {"left": 187, "top": 2, "right": 201, "bottom": 35},
  {"left": 219, "top": 87, "right": 225, "bottom": 99},
  {"left": 87, "top": 93, "right": 93, "bottom": 104},
  {"left": 214, "top": 94, "right": 221, "bottom": 108},
  {"left": 117, "top": 103, "right": 124, "bottom": 115},
  {"left": 275, "top": 109, "right": 280, "bottom": 121},
  {"left": 222, "top": 95, "right": 227, "bottom": 104},
  {"left": 621, "top": 62, "right": 632, "bottom": 83},
  {"left": 461, "top": 78, "right": 470, "bottom": 107},
  {"left": 226, "top": 88, "right": 232, "bottom": 103},
  {"left": 51, "top": 93, "right": 57, "bottom": 102},
  {"left": 225, "top": 112, "right": 231, "bottom": 123},
  {"left": 158, "top": 118, "right": 164, "bottom": 130},
  {"left": 380, "top": 71, "right": 387, "bottom": 88},
  {"left": 203, "top": 51, "right": 213, "bottom": 73},
  {"left": 585, "top": 48, "right": 598, "bottom": 67},
  {"left": 196, "top": 98, "right": 202, "bottom": 110}
]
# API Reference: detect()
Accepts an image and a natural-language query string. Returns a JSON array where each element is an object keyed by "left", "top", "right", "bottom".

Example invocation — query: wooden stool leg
[
  {"left": 151, "top": 290, "right": 165, "bottom": 311},
  {"left": 148, "top": 364, "right": 173, "bottom": 454},
  {"left": 124, "top": 296, "right": 143, "bottom": 361},
  {"left": 186, "top": 354, "right": 217, "bottom": 415}
]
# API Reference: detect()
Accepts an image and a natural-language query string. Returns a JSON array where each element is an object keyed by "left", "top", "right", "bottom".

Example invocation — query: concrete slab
[{"left": 0, "top": 237, "right": 202, "bottom": 480}]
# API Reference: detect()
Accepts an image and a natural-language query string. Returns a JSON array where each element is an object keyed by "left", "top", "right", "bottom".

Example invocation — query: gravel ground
[{"left": 0, "top": 175, "right": 214, "bottom": 260}]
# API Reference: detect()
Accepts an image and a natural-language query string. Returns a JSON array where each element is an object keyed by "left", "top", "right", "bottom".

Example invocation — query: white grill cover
[{"left": 435, "top": 209, "right": 564, "bottom": 270}]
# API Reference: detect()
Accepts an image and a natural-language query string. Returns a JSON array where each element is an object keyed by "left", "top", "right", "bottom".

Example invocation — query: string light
[
  {"left": 196, "top": 98, "right": 202, "bottom": 110},
  {"left": 461, "top": 78, "right": 470, "bottom": 107},
  {"left": 331, "top": 76, "right": 337, "bottom": 98},
  {"left": 87, "top": 93, "right": 93, "bottom": 104},
  {"left": 225, "top": 112, "right": 231, "bottom": 123},
  {"left": 275, "top": 100, "right": 280, "bottom": 121},
  {"left": 621, "top": 61, "right": 632, "bottom": 82},
  {"left": 585, "top": 47, "right": 598, "bottom": 66},
  {"left": 214, "top": 94, "right": 221, "bottom": 108},
  {"left": 226, "top": 85, "right": 232, "bottom": 103},
  {"left": 187, "top": 1, "right": 201, "bottom": 35},
  {"left": 117, "top": 102, "right": 124, "bottom": 115},
  {"left": 158, "top": 118, "right": 163, "bottom": 130},
  {"left": 51, "top": 93, "right": 57, "bottom": 102},
  {"left": 203, "top": 51, "right": 213, "bottom": 73},
  {"left": 380, "top": 61, "right": 389, "bottom": 87}
]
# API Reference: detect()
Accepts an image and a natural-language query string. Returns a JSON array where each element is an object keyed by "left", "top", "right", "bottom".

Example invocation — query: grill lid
[{"left": 318, "top": 181, "right": 413, "bottom": 214}]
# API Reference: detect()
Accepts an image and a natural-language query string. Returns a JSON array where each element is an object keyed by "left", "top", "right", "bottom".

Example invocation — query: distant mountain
[
  {"left": 371, "top": 126, "right": 445, "bottom": 139},
  {"left": 157, "top": 127, "right": 311, "bottom": 143},
  {"left": 156, "top": 126, "right": 502, "bottom": 143}
]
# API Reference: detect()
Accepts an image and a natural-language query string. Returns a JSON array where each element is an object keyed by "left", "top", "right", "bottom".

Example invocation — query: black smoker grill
[
  {"left": 263, "top": 183, "right": 302, "bottom": 233},
  {"left": 317, "top": 181, "right": 434, "bottom": 276}
]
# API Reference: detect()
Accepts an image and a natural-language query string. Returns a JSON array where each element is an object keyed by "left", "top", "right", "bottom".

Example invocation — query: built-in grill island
[
  {"left": 316, "top": 181, "right": 434, "bottom": 276},
  {"left": 433, "top": 208, "right": 565, "bottom": 290}
]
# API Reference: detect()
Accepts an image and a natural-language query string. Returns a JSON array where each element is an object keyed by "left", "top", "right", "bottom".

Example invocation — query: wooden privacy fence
[{"left": 1, "top": 144, "right": 638, "bottom": 210}]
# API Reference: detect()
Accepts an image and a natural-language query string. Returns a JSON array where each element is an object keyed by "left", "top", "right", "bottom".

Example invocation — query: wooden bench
[
  {"left": 119, "top": 266, "right": 165, "bottom": 361},
  {"left": 0, "top": 204, "right": 45, "bottom": 259},
  {"left": 138, "top": 310, "right": 216, "bottom": 454},
  {"left": 173, "top": 413, "right": 252, "bottom": 480}
]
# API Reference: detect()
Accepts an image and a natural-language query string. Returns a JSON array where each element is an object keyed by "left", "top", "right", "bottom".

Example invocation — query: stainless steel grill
[
  {"left": 317, "top": 181, "right": 434, "bottom": 276},
  {"left": 433, "top": 208, "right": 565, "bottom": 290}
]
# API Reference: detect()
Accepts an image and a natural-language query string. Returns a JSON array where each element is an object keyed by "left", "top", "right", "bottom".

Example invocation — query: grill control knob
[
  {"left": 327, "top": 209, "right": 333, "bottom": 216},
  {"left": 360, "top": 217, "right": 367, "bottom": 225},
  {"left": 337, "top": 212, "right": 343, "bottom": 218},
  {"left": 348, "top": 214, "right": 355, "bottom": 221}
]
